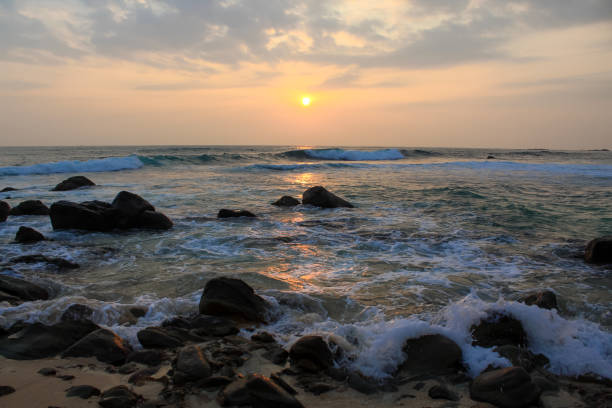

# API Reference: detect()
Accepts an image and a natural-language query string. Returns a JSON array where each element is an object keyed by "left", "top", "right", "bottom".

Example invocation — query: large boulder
[
  {"left": 52, "top": 176, "right": 95, "bottom": 191},
  {"left": 470, "top": 366, "right": 541, "bottom": 408},
  {"left": 519, "top": 290, "right": 557, "bottom": 310},
  {"left": 9, "top": 200, "right": 49, "bottom": 216},
  {"left": 198, "top": 277, "right": 269, "bottom": 323},
  {"left": 0, "top": 201, "right": 9, "bottom": 222},
  {"left": 50, "top": 200, "right": 114, "bottom": 231},
  {"left": 289, "top": 335, "right": 333, "bottom": 372},
  {"left": 218, "top": 374, "right": 304, "bottom": 408},
  {"left": 14, "top": 226, "right": 45, "bottom": 243},
  {"left": 0, "top": 320, "right": 99, "bottom": 359},
  {"left": 0, "top": 274, "right": 48, "bottom": 302},
  {"left": 585, "top": 236, "right": 612, "bottom": 264},
  {"left": 218, "top": 209, "right": 257, "bottom": 218},
  {"left": 471, "top": 314, "right": 528, "bottom": 348},
  {"left": 302, "top": 186, "right": 353, "bottom": 208},
  {"left": 272, "top": 196, "right": 300, "bottom": 207},
  {"left": 62, "top": 328, "right": 132, "bottom": 365},
  {"left": 173, "top": 344, "right": 212, "bottom": 384},
  {"left": 398, "top": 334, "right": 463, "bottom": 375}
]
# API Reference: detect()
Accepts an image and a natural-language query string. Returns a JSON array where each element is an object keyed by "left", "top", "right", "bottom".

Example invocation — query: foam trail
[
  {"left": 0, "top": 156, "right": 143, "bottom": 176},
  {"left": 303, "top": 148, "right": 405, "bottom": 161}
]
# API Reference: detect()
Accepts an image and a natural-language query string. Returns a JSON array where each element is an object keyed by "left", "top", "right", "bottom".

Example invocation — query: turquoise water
[{"left": 0, "top": 146, "right": 611, "bottom": 378}]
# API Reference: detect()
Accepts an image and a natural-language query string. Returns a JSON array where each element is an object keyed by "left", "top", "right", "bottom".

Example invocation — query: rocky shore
[{"left": 1, "top": 178, "right": 611, "bottom": 407}]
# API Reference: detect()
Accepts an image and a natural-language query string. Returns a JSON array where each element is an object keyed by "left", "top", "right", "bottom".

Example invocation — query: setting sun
[{"left": 301, "top": 96, "right": 311, "bottom": 106}]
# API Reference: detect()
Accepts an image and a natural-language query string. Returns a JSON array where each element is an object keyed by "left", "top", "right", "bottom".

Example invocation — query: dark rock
[
  {"left": 270, "top": 373, "right": 297, "bottom": 395},
  {"left": 531, "top": 374, "right": 559, "bottom": 392},
  {"left": 129, "top": 307, "right": 147, "bottom": 318},
  {"left": 137, "top": 327, "right": 184, "bottom": 349},
  {"left": 194, "top": 376, "right": 233, "bottom": 390},
  {"left": 302, "top": 186, "right": 353, "bottom": 208},
  {"left": 162, "top": 316, "right": 191, "bottom": 329},
  {"left": 471, "top": 314, "right": 528, "bottom": 348},
  {"left": 218, "top": 209, "right": 257, "bottom": 218},
  {"left": 398, "top": 334, "right": 463, "bottom": 375},
  {"left": 252, "top": 331, "right": 275, "bottom": 343},
  {"left": 58, "top": 374, "right": 76, "bottom": 381},
  {"left": 118, "top": 363, "right": 139, "bottom": 374},
  {"left": 128, "top": 367, "right": 159, "bottom": 386},
  {"left": 126, "top": 350, "right": 165, "bottom": 366},
  {"left": 218, "top": 373, "right": 304, "bottom": 408},
  {"left": 0, "top": 290, "right": 20, "bottom": 304},
  {"left": 0, "top": 201, "right": 9, "bottom": 222},
  {"left": 112, "top": 191, "right": 154, "bottom": 218},
  {"left": 304, "top": 381, "right": 336, "bottom": 395},
  {"left": 0, "top": 275, "right": 49, "bottom": 301},
  {"left": 348, "top": 371, "right": 378, "bottom": 394},
  {"left": 10, "top": 254, "right": 79, "bottom": 269},
  {"left": 289, "top": 335, "right": 333, "bottom": 372},
  {"left": 428, "top": 384, "right": 459, "bottom": 401},
  {"left": 272, "top": 196, "right": 300, "bottom": 207},
  {"left": 62, "top": 328, "right": 132, "bottom": 365},
  {"left": 99, "top": 385, "right": 140, "bottom": 408},
  {"left": 262, "top": 345, "right": 288, "bottom": 365},
  {"left": 9, "top": 200, "right": 49, "bottom": 216},
  {"left": 470, "top": 366, "right": 540, "bottom": 408},
  {"left": 519, "top": 290, "right": 557, "bottom": 310},
  {"left": 0, "top": 386, "right": 15, "bottom": 397},
  {"left": 487, "top": 155, "right": 496, "bottom": 159},
  {"left": 132, "top": 210, "right": 173, "bottom": 230},
  {"left": 52, "top": 176, "right": 95, "bottom": 191},
  {"left": 173, "top": 345, "right": 212, "bottom": 385},
  {"left": 585, "top": 236, "right": 612, "bottom": 264},
  {"left": 494, "top": 345, "right": 549, "bottom": 372},
  {"left": 60, "top": 304, "right": 94, "bottom": 322},
  {"left": 1, "top": 187, "right": 17, "bottom": 192},
  {"left": 189, "top": 315, "right": 239, "bottom": 337},
  {"left": 15, "top": 226, "right": 45, "bottom": 243},
  {"left": 38, "top": 367, "right": 57, "bottom": 376},
  {"left": 65, "top": 385, "right": 101, "bottom": 399},
  {"left": 199, "top": 277, "right": 269, "bottom": 323},
  {"left": 49, "top": 200, "right": 114, "bottom": 231},
  {"left": 0, "top": 320, "right": 99, "bottom": 359}
]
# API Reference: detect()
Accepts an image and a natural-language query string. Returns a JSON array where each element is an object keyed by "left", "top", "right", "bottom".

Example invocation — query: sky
[{"left": 0, "top": 0, "right": 611, "bottom": 148}]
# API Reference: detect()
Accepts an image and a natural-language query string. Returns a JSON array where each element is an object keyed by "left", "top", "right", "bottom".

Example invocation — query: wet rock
[
  {"left": 585, "top": 236, "right": 612, "bottom": 264},
  {"left": 472, "top": 314, "right": 528, "bottom": 348},
  {"left": 60, "top": 304, "right": 94, "bottom": 322},
  {"left": 302, "top": 186, "right": 353, "bottom": 208},
  {"left": 49, "top": 200, "right": 114, "bottom": 231},
  {"left": 487, "top": 155, "right": 496, "bottom": 159},
  {"left": 289, "top": 335, "right": 333, "bottom": 372},
  {"left": 137, "top": 327, "right": 184, "bottom": 349},
  {"left": 173, "top": 344, "right": 212, "bottom": 385},
  {"left": 118, "top": 362, "right": 139, "bottom": 374},
  {"left": 112, "top": 191, "right": 154, "bottom": 218},
  {"left": 262, "top": 345, "right": 288, "bottom": 365},
  {"left": 0, "top": 386, "right": 15, "bottom": 397},
  {"left": 59, "top": 374, "right": 75, "bottom": 381},
  {"left": 270, "top": 373, "right": 297, "bottom": 395},
  {"left": 194, "top": 376, "right": 233, "bottom": 391},
  {"left": 38, "top": 367, "right": 57, "bottom": 376},
  {"left": 126, "top": 349, "right": 165, "bottom": 366},
  {"left": 9, "top": 200, "right": 49, "bottom": 216},
  {"left": 132, "top": 210, "right": 173, "bottom": 230},
  {"left": 0, "top": 201, "right": 9, "bottom": 222},
  {"left": 494, "top": 345, "right": 549, "bottom": 372},
  {"left": 0, "top": 320, "right": 99, "bottom": 359},
  {"left": 62, "top": 328, "right": 132, "bottom": 365},
  {"left": 14, "top": 226, "right": 45, "bottom": 243},
  {"left": 189, "top": 315, "right": 239, "bottom": 337},
  {"left": 199, "top": 277, "right": 269, "bottom": 323},
  {"left": 10, "top": 254, "right": 79, "bottom": 269},
  {"left": 0, "top": 275, "right": 48, "bottom": 301},
  {"left": 470, "top": 366, "right": 540, "bottom": 408},
  {"left": 519, "top": 290, "right": 557, "bottom": 310},
  {"left": 1, "top": 187, "right": 17, "bottom": 192},
  {"left": 218, "top": 373, "right": 304, "bottom": 408},
  {"left": 128, "top": 367, "right": 159, "bottom": 386},
  {"left": 65, "top": 385, "right": 101, "bottom": 399},
  {"left": 272, "top": 196, "right": 300, "bottom": 207},
  {"left": 348, "top": 371, "right": 378, "bottom": 394},
  {"left": 52, "top": 176, "right": 95, "bottom": 191},
  {"left": 398, "top": 334, "right": 463, "bottom": 375},
  {"left": 252, "top": 331, "right": 275, "bottom": 343},
  {"left": 428, "top": 384, "right": 459, "bottom": 401},
  {"left": 129, "top": 307, "right": 147, "bottom": 318},
  {"left": 531, "top": 374, "right": 559, "bottom": 392},
  {"left": 0, "top": 291, "right": 20, "bottom": 304},
  {"left": 217, "top": 209, "right": 257, "bottom": 218},
  {"left": 99, "top": 385, "right": 140, "bottom": 408}
]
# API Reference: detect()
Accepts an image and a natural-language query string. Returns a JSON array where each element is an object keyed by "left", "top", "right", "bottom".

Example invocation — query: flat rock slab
[
  {"left": 470, "top": 366, "right": 541, "bottom": 408},
  {"left": 218, "top": 374, "right": 304, "bottom": 408}
]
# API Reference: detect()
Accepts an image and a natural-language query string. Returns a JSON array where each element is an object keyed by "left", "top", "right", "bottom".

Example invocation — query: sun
[{"left": 301, "top": 96, "right": 311, "bottom": 107}]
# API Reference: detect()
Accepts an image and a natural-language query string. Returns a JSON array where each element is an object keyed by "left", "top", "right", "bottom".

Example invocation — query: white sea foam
[
  {"left": 304, "top": 148, "right": 405, "bottom": 161},
  {"left": 0, "top": 155, "right": 143, "bottom": 176}
]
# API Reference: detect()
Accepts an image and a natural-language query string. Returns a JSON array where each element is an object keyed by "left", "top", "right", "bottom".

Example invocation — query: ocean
[{"left": 0, "top": 145, "right": 611, "bottom": 380}]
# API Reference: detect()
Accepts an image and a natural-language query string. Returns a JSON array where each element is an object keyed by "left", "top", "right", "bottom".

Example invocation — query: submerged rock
[
  {"left": 1, "top": 187, "right": 17, "bottom": 192},
  {"left": 99, "top": 385, "right": 140, "bottom": 408},
  {"left": 0, "top": 201, "right": 9, "bottom": 222},
  {"left": 10, "top": 254, "right": 79, "bottom": 269},
  {"left": 218, "top": 209, "right": 257, "bottom": 218},
  {"left": 218, "top": 373, "right": 304, "bottom": 408},
  {"left": 272, "top": 196, "right": 300, "bottom": 207},
  {"left": 9, "top": 200, "right": 49, "bottom": 216},
  {"left": 173, "top": 344, "right": 212, "bottom": 385},
  {"left": 60, "top": 304, "right": 94, "bottom": 322},
  {"left": 14, "top": 226, "right": 45, "bottom": 243},
  {"left": 289, "top": 335, "right": 334, "bottom": 372},
  {"left": 470, "top": 366, "right": 541, "bottom": 408},
  {"left": 471, "top": 314, "right": 528, "bottom": 348},
  {"left": 585, "top": 236, "right": 612, "bottom": 264},
  {"left": 52, "top": 175, "right": 95, "bottom": 191},
  {"left": 62, "top": 328, "right": 132, "bottom": 365},
  {"left": 398, "top": 334, "right": 463, "bottom": 375},
  {"left": 199, "top": 277, "right": 269, "bottom": 323},
  {"left": 302, "top": 186, "right": 353, "bottom": 208},
  {"left": 0, "top": 275, "right": 49, "bottom": 302},
  {"left": 519, "top": 290, "right": 557, "bottom": 310},
  {"left": 494, "top": 345, "right": 549, "bottom": 372}
]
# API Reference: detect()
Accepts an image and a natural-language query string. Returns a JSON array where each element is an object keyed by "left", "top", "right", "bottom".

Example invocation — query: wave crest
[{"left": 0, "top": 156, "right": 143, "bottom": 176}]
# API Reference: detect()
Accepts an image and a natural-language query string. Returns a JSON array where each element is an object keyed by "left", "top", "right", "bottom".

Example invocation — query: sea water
[{"left": 0, "top": 146, "right": 611, "bottom": 379}]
